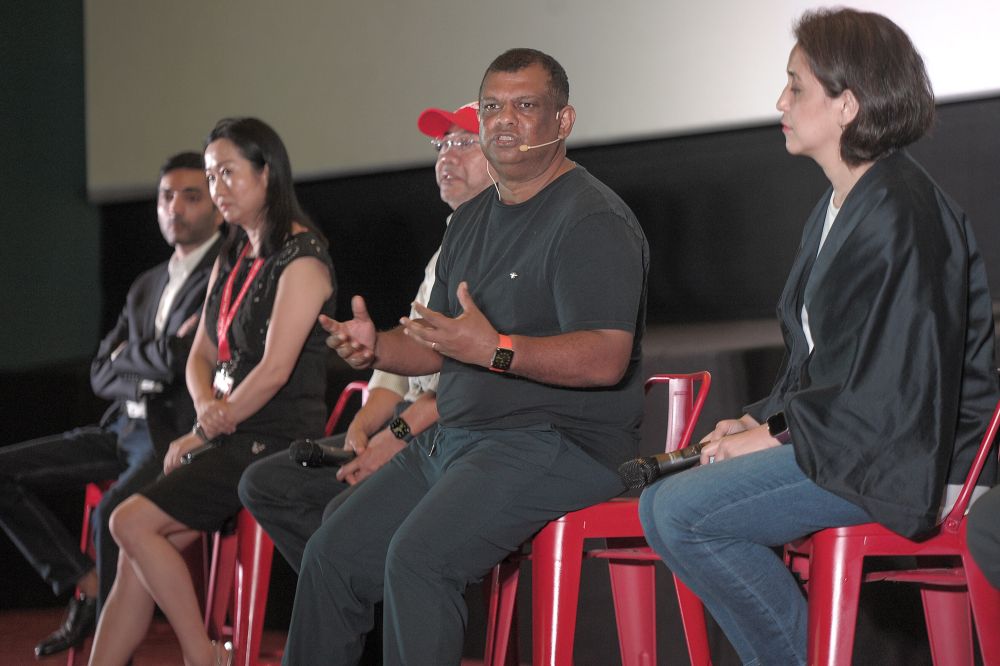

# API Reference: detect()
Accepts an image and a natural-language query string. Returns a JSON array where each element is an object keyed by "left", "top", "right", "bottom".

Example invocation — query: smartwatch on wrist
[
  {"left": 765, "top": 412, "right": 791, "bottom": 443},
  {"left": 388, "top": 416, "right": 413, "bottom": 442},
  {"left": 490, "top": 334, "right": 514, "bottom": 373}
]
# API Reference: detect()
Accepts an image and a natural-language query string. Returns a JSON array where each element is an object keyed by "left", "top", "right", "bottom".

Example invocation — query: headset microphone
[{"left": 519, "top": 136, "right": 562, "bottom": 152}]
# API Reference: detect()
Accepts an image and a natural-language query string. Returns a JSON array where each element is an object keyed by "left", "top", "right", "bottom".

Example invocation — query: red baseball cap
[{"left": 417, "top": 101, "right": 480, "bottom": 138}]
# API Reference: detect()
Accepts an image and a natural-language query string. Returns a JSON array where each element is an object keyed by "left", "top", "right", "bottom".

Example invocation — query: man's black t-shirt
[{"left": 429, "top": 166, "right": 649, "bottom": 469}]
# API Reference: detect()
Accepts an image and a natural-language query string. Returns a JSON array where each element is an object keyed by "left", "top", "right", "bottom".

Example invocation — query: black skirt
[{"left": 140, "top": 432, "right": 289, "bottom": 532}]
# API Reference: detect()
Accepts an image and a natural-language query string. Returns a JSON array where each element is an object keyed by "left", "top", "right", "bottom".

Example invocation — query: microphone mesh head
[
  {"left": 288, "top": 440, "right": 315, "bottom": 466},
  {"left": 618, "top": 458, "right": 656, "bottom": 490}
]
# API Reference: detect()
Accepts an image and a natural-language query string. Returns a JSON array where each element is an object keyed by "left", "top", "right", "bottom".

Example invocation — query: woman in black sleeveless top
[{"left": 90, "top": 118, "right": 336, "bottom": 666}]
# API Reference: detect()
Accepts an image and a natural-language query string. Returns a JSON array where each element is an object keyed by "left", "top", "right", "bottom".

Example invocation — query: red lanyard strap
[{"left": 216, "top": 242, "right": 264, "bottom": 362}]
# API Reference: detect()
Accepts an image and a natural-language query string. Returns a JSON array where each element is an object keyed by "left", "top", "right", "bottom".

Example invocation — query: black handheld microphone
[
  {"left": 288, "top": 437, "right": 356, "bottom": 467},
  {"left": 181, "top": 442, "right": 217, "bottom": 465},
  {"left": 618, "top": 441, "right": 707, "bottom": 489}
]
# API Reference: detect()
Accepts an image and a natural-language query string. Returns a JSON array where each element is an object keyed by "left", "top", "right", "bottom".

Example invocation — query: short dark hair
[
  {"left": 205, "top": 117, "right": 325, "bottom": 262},
  {"left": 159, "top": 151, "right": 204, "bottom": 178},
  {"left": 480, "top": 48, "right": 569, "bottom": 108},
  {"left": 794, "top": 8, "right": 935, "bottom": 166}
]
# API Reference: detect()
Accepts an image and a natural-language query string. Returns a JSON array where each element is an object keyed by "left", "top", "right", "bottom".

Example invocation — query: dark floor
[
  {"left": 0, "top": 607, "right": 286, "bottom": 666},
  {"left": 0, "top": 607, "right": 497, "bottom": 666}
]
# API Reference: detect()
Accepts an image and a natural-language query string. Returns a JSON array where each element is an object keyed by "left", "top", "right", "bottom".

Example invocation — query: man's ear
[{"left": 556, "top": 104, "right": 576, "bottom": 140}]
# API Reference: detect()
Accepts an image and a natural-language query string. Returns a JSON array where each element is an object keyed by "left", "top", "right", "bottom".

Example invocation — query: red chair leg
[
  {"left": 205, "top": 530, "right": 239, "bottom": 640},
  {"left": 484, "top": 558, "right": 521, "bottom": 666},
  {"left": 67, "top": 482, "right": 109, "bottom": 666},
  {"left": 963, "top": 552, "right": 1000, "bottom": 666},
  {"left": 806, "top": 534, "right": 864, "bottom": 666},
  {"left": 607, "top": 559, "right": 656, "bottom": 666},
  {"left": 921, "top": 587, "right": 973, "bottom": 666},
  {"left": 532, "top": 518, "right": 585, "bottom": 666},
  {"left": 232, "top": 510, "right": 274, "bottom": 666},
  {"left": 674, "top": 575, "right": 712, "bottom": 666}
]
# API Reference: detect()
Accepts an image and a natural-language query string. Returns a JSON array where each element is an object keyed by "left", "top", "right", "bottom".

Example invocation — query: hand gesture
[
  {"left": 404, "top": 282, "right": 497, "bottom": 367},
  {"left": 320, "top": 296, "right": 377, "bottom": 369}
]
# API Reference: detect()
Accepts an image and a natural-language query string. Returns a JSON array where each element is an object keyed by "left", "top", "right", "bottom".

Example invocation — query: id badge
[{"left": 213, "top": 362, "right": 235, "bottom": 398}]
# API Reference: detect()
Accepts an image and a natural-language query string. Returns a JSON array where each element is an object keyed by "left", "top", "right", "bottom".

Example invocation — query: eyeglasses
[{"left": 431, "top": 135, "right": 479, "bottom": 153}]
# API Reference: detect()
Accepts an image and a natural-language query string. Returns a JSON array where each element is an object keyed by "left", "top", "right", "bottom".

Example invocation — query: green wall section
[{"left": 0, "top": 2, "right": 100, "bottom": 370}]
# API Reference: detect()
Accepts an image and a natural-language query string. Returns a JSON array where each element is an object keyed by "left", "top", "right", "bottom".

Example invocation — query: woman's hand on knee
[
  {"left": 700, "top": 414, "right": 758, "bottom": 445},
  {"left": 700, "top": 424, "right": 779, "bottom": 465}
]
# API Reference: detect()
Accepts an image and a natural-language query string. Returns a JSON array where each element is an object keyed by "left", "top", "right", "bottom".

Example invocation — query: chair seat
[
  {"left": 483, "top": 373, "right": 714, "bottom": 666},
  {"left": 780, "top": 398, "right": 1000, "bottom": 666}
]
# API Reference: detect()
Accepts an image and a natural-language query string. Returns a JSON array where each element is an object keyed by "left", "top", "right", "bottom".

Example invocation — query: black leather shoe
[{"left": 34, "top": 595, "right": 97, "bottom": 658}]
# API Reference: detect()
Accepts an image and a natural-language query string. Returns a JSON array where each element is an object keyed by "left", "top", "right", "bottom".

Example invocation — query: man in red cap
[{"left": 238, "top": 102, "right": 491, "bottom": 573}]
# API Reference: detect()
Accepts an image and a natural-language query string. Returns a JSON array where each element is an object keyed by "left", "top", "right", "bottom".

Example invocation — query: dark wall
[
  {"left": 96, "top": 95, "right": 1000, "bottom": 336},
  {"left": 0, "top": 1, "right": 100, "bottom": 371}
]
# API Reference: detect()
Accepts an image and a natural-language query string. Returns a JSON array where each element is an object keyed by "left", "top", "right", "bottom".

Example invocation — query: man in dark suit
[{"left": 0, "top": 151, "right": 223, "bottom": 658}]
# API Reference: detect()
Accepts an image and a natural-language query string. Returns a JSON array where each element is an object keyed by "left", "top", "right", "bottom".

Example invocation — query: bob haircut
[
  {"left": 205, "top": 117, "right": 325, "bottom": 265},
  {"left": 794, "top": 8, "right": 935, "bottom": 166}
]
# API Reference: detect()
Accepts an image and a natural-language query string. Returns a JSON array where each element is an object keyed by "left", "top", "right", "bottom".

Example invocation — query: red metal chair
[
  {"left": 204, "top": 509, "right": 277, "bottom": 666},
  {"left": 66, "top": 480, "right": 114, "bottom": 666},
  {"left": 784, "top": 398, "right": 1000, "bottom": 666},
  {"left": 204, "top": 380, "right": 370, "bottom": 666},
  {"left": 483, "top": 372, "right": 714, "bottom": 666},
  {"left": 324, "top": 380, "right": 370, "bottom": 437}
]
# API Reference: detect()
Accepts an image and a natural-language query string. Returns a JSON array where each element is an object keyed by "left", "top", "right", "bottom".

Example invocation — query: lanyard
[{"left": 216, "top": 242, "right": 264, "bottom": 362}]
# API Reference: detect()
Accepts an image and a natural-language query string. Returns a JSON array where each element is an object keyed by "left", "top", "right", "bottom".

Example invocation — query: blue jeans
[{"left": 638, "top": 445, "right": 871, "bottom": 665}]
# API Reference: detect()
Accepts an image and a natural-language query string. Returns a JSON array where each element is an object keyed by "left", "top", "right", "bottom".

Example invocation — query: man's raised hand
[{"left": 320, "top": 295, "right": 378, "bottom": 369}]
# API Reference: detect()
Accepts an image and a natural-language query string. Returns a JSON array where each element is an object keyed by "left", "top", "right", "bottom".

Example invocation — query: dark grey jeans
[{"left": 283, "top": 424, "right": 624, "bottom": 666}]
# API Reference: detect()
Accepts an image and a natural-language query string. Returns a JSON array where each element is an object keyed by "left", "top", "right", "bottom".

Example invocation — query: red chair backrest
[
  {"left": 324, "top": 380, "right": 370, "bottom": 436},
  {"left": 644, "top": 372, "right": 712, "bottom": 453}
]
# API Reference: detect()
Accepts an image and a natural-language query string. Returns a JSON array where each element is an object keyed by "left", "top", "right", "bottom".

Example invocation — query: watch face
[
  {"left": 767, "top": 412, "right": 790, "bottom": 442},
  {"left": 491, "top": 347, "right": 514, "bottom": 371},
  {"left": 389, "top": 417, "right": 410, "bottom": 440}
]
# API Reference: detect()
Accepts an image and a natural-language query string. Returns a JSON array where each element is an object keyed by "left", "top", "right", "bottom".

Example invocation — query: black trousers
[
  {"left": 283, "top": 425, "right": 623, "bottom": 666},
  {"left": 238, "top": 440, "right": 351, "bottom": 574},
  {"left": 0, "top": 414, "right": 160, "bottom": 613},
  {"left": 238, "top": 401, "right": 408, "bottom": 573}
]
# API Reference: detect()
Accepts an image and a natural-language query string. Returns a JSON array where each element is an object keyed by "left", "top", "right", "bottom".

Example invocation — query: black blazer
[
  {"left": 91, "top": 236, "right": 222, "bottom": 455},
  {"left": 746, "top": 152, "right": 998, "bottom": 538}
]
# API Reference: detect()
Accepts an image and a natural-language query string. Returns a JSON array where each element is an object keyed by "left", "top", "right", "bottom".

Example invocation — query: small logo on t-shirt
[
  {"left": 251, "top": 441, "right": 266, "bottom": 455},
  {"left": 510, "top": 272, "right": 519, "bottom": 279}
]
